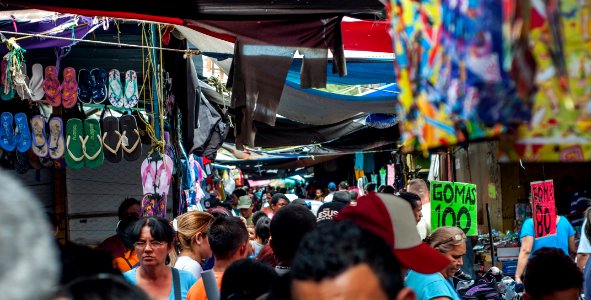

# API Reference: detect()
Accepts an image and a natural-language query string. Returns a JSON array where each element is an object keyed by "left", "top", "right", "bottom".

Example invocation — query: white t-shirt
[
  {"left": 324, "top": 193, "right": 335, "bottom": 203},
  {"left": 174, "top": 256, "right": 203, "bottom": 281},
  {"left": 578, "top": 219, "right": 591, "bottom": 254},
  {"left": 417, "top": 202, "right": 432, "bottom": 240}
]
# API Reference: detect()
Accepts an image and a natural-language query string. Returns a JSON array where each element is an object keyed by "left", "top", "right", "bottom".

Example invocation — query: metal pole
[
  {"left": 486, "top": 203, "right": 495, "bottom": 265},
  {"left": 151, "top": 24, "right": 161, "bottom": 140}
]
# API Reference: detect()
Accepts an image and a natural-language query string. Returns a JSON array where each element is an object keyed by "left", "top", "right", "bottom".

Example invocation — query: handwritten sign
[
  {"left": 530, "top": 180, "right": 556, "bottom": 239},
  {"left": 430, "top": 181, "right": 478, "bottom": 236}
]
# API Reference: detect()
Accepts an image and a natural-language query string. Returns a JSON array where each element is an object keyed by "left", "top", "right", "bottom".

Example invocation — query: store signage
[
  {"left": 530, "top": 180, "right": 556, "bottom": 239},
  {"left": 430, "top": 181, "right": 478, "bottom": 236}
]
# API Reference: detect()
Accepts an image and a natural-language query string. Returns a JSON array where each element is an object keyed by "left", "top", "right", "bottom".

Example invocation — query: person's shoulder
[
  {"left": 187, "top": 277, "right": 205, "bottom": 297},
  {"left": 407, "top": 270, "right": 445, "bottom": 284},
  {"left": 122, "top": 268, "right": 137, "bottom": 283},
  {"left": 177, "top": 268, "right": 197, "bottom": 282}
]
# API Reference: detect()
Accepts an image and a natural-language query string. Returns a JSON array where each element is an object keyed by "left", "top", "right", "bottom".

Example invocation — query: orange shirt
[
  {"left": 186, "top": 271, "right": 223, "bottom": 300},
  {"left": 113, "top": 250, "right": 139, "bottom": 272}
]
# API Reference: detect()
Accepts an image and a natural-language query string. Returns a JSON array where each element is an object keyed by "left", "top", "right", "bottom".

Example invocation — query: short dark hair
[
  {"left": 523, "top": 248, "right": 582, "bottom": 299},
  {"left": 333, "top": 191, "right": 351, "bottom": 203},
  {"left": 292, "top": 220, "right": 405, "bottom": 299},
  {"left": 339, "top": 181, "right": 349, "bottom": 190},
  {"left": 118, "top": 198, "right": 140, "bottom": 220},
  {"left": 270, "top": 204, "right": 317, "bottom": 263},
  {"left": 232, "top": 189, "right": 247, "bottom": 198},
  {"left": 397, "top": 192, "right": 421, "bottom": 210},
  {"left": 255, "top": 216, "right": 271, "bottom": 244},
  {"left": 130, "top": 217, "right": 174, "bottom": 245},
  {"left": 380, "top": 185, "right": 395, "bottom": 194},
  {"left": 279, "top": 187, "right": 288, "bottom": 194},
  {"left": 349, "top": 190, "right": 359, "bottom": 201},
  {"left": 117, "top": 217, "right": 139, "bottom": 250},
  {"left": 208, "top": 216, "right": 249, "bottom": 260},
  {"left": 365, "top": 183, "right": 376, "bottom": 192},
  {"left": 56, "top": 274, "right": 149, "bottom": 300},
  {"left": 252, "top": 211, "right": 267, "bottom": 226},
  {"left": 271, "top": 193, "right": 289, "bottom": 206},
  {"left": 220, "top": 259, "right": 278, "bottom": 300}
]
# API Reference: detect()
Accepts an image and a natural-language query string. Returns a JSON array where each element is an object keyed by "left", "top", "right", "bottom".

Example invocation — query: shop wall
[
  {"left": 500, "top": 162, "right": 591, "bottom": 231},
  {"left": 66, "top": 145, "right": 172, "bottom": 246},
  {"left": 9, "top": 168, "right": 54, "bottom": 212},
  {"left": 454, "top": 141, "right": 503, "bottom": 232}
]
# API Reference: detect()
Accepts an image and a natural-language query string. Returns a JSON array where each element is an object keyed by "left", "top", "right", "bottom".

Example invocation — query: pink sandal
[
  {"left": 61, "top": 67, "right": 78, "bottom": 108},
  {"left": 43, "top": 66, "right": 62, "bottom": 107}
]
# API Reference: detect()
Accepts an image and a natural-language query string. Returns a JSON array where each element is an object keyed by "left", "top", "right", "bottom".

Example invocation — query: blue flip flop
[
  {"left": 0, "top": 112, "right": 16, "bottom": 151},
  {"left": 14, "top": 112, "right": 31, "bottom": 153}
]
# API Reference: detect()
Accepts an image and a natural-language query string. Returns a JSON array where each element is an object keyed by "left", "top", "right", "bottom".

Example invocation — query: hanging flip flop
[
  {"left": 29, "top": 63, "right": 45, "bottom": 101},
  {"left": 108, "top": 69, "right": 124, "bottom": 107},
  {"left": 123, "top": 70, "right": 139, "bottom": 108},
  {"left": 14, "top": 63, "right": 31, "bottom": 100},
  {"left": 101, "top": 116, "right": 122, "bottom": 163},
  {"left": 43, "top": 66, "right": 62, "bottom": 107},
  {"left": 1, "top": 58, "right": 15, "bottom": 101},
  {"left": 30, "top": 115, "right": 48, "bottom": 158},
  {"left": 48, "top": 117, "right": 65, "bottom": 159},
  {"left": 120, "top": 114, "right": 142, "bottom": 161},
  {"left": 90, "top": 68, "right": 108, "bottom": 104},
  {"left": 77, "top": 69, "right": 92, "bottom": 104},
  {"left": 82, "top": 119, "right": 104, "bottom": 169},
  {"left": 14, "top": 112, "right": 31, "bottom": 153},
  {"left": 61, "top": 67, "right": 78, "bottom": 109},
  {"left": 0, "top": 112, "right": 16, "bottom": 151},
  {"left": 65, "top": 118, "right": 85, "bottom": 169}
]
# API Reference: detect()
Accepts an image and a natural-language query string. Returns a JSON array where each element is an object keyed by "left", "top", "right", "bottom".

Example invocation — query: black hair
[
  {"left": 252, "top": 211, "right": 268, "bottom": 227},
  {"left": 333, "top": 191, "right": 351, "bottom": 203},
  {"left": 397, "top": 192, "right": 421, "bottom": 210},
  {"left": 380, "top": 185, "right": 396, "bottom": 194},
  {"left": 278, "top": 187, "right": 288, "bottom": 194},
  {"left": 209, "top": 216, "right": 249, "bottom": 260},
  {"left": 339, "top": 181, "right": 349, "bottom": 190},
  {"left": 255, "top": 217, "right": 271, "bottom": 244},
  {"left": 117, "top": 198, "right": 140, "bottom": 220},
  {"left": 130, "top": 217, "right": 174, "bottom": 245},
  {"left": 220, "top": 259, "right": 278, "bottom": 300},
  {"left": 117, "top": 217, "right": 139, "bottom": 250},
  {"left": 270, "top": 204, "right": 317, "bottom": 263},
  {"left": 292, "top": 220, "right": 405, "bottom": 299},
  {"left": 349, "top": 190, "right": 359, "bottom": 201},
  {"left": 365, "top": 183, "right": 377, "bottom": 192},
  {"left": 271, "top": 193, "right": 289, "bottom": 206},
  {"left": 523, "top": 247, "right": 582, "bottom": 299},
  {"left": 56, "top": 274, "right": 149, "bottom": 300},
  {"left": 232, "top": 189, "right": 248, "bottom": 198}
]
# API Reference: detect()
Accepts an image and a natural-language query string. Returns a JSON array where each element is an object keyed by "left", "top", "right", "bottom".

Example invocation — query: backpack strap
[
  {"left": 123, "top": 257, "right": 133, "bottom": 270},
  {"left": 172, "top": 267, "right": 181, "bottom": 300}
]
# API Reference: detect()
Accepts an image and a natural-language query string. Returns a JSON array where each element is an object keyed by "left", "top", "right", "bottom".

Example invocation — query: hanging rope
[{"left": 0, "top": 30, "right": 202, "bottom": 56}]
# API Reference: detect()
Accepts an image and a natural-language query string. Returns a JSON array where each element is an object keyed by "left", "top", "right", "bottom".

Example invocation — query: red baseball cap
[{"left": 336, "top": 192, "right": 450, "bottom": 274}]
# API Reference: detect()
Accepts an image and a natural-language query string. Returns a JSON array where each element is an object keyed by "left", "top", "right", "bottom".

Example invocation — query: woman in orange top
[{"left": 112, "top": 217, "right": 140, "bottom": 272}]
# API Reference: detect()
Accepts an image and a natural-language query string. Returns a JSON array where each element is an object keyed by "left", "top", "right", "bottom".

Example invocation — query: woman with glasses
[
  {"left": 406, "top": 226, "right": 465, "bottom": 300},
  {"left": 123, "top": 217, "right": 197, "bottom": 300}
]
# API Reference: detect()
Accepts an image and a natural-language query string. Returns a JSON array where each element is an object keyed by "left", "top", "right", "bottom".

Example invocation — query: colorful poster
[
  {"left": 430, "top": 181, "right": 478, "bottom": 236},
  {"left": 390, "top": 0, "right": 529, "bottom": 154},
  {"left": 530, "top": 180, "right": 557, "bottom": 239},
  {"left": 499, "top": 0, "right": 591, "bottom": 162}
]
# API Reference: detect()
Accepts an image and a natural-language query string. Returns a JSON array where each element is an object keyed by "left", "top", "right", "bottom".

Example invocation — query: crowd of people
[{"left": 1, "top": 169, "right": 590, "bottom": 300}]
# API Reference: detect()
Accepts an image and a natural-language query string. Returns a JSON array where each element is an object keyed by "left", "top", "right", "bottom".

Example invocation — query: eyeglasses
[
  {"left": 433, "top": 233, "right": 466, "bottom": 248},
  {"left": 134, "top": 240, "right": 167, "bottom": 249}
]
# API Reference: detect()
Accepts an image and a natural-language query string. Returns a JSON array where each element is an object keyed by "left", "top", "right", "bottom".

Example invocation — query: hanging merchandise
[
  {"left": 379, "top": 167, "right": 387, "bottom": 186},
  {"left": 370, "top": 173, "right": 378, "bottom": 185},
  {"left": 223, "top": 169, "right": 236, "bottom": 195},
  {"left": 390, "top": 0, "right": 528, "bottom": 154},
  {"left": 140, "top": 154, "right": 174, "bottom": 218},
  {"left": 387, "top": 163, "right": 395, "bottom": 186},
  {"left": 232, "top": 168, "right": 244, "bottom": 187}
]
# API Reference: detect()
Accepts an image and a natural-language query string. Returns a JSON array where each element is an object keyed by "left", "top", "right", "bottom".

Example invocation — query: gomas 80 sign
[{"left": 430, "top": 181, "right": 478, "bottom": 236}]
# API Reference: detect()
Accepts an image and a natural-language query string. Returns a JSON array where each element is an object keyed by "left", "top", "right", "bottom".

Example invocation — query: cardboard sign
[
  {"left": 430, "top": 181, "right": 478, "bottom": 236},
  {"left": 530, "top": 180, "right": 557, "bottom": 239}
]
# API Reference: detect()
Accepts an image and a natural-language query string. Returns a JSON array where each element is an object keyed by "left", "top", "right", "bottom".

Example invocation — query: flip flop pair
[
  {"left": 123, "top": 70, "right": 139, "bottom": 108},
  {"left": 101, "top": 115, "right": 142, "bottom": 163},
  {"left": 30, "top": 115, "right": 65, "bottom": 159},
  {"left": 43, "top": 66, "right": 62, "bottom": 107},
  {"left": 0, "top": 112, "right": 31, "bottom": 152},
  {"left": 78, "top": 69, "right": 108, "bottom": 104},
  {"left": 65, "top": 118, "right": 104, "bottom": 169}
]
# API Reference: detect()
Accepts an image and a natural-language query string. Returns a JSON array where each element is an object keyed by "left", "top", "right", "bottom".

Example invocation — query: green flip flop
[
  {"left": 65, "top": 118, "right": 85, "bottom": 169},
  {"left": 83, "top": 119, "right": 104, "bottom": 169}
]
